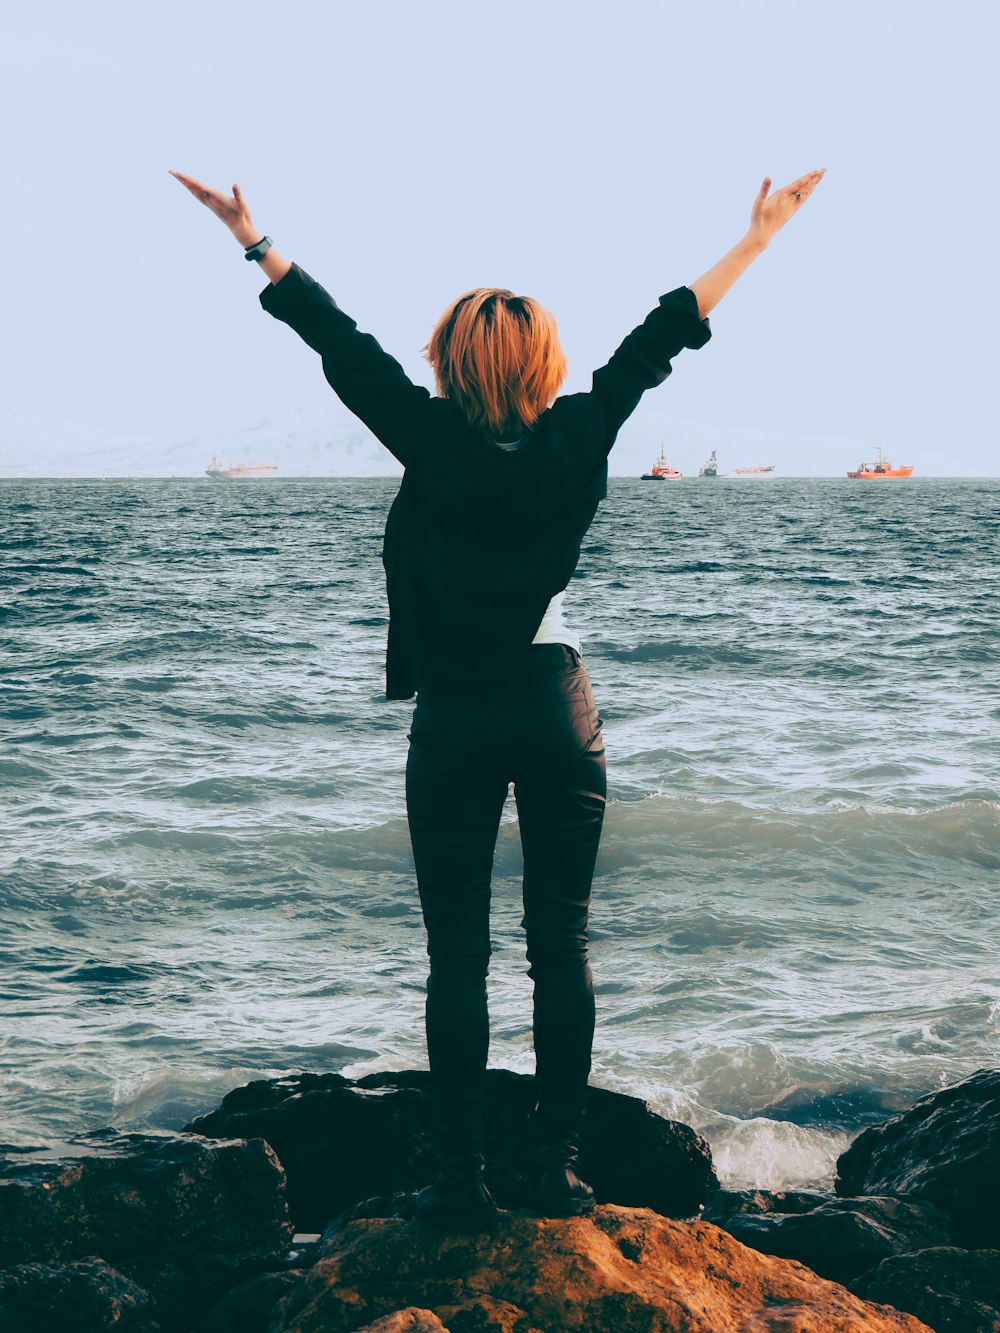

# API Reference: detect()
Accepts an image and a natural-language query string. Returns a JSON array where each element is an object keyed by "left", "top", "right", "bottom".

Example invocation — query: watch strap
[{"left": 244, "top": 235, "right": 273, "bottom": 262}]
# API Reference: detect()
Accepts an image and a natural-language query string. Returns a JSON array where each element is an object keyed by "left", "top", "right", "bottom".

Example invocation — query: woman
[{"left": 171, "top": 165, "right": 825, "bottom": 1231}]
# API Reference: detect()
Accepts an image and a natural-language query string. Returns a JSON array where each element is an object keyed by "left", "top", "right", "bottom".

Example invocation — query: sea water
[{"left": 2, "top": 475, "right": 998, "bottom": 1190}]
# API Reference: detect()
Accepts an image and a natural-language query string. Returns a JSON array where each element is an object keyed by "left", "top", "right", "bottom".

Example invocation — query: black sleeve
[
  {"left": 259, "top": 262, "right": 432, "bottom": 467},
  {"left": 589, "top": 286, "right": 712, "bottom": 451}
]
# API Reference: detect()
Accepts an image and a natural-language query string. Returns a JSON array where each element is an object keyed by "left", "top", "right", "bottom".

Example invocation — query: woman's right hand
[
  {"left": 748, "top": 169, "right": 826, "bottom": 247},
  {"left": 169, "top": 170, "right": 261, "bottom": 248}
]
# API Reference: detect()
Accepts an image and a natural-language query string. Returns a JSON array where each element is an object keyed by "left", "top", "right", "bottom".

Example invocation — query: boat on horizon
[
  {"left": 698, "top": 449, "right": 723, "bottom": 478},
  {"left": 641, "top": 449, "right": 683, "bottom": 480},
  {"left": 847, "top": 448, "right": 913, "bottom": 479},
  {"left": 205, "top": 456, "right": 278, "bottom": 480},
  {"left": 733, "top": 464, "right": 776, "bottom": 476}
]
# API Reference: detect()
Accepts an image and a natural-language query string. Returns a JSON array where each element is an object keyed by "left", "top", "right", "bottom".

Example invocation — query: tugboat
[
  {"left": 205, "top": 455, "right": 279, "bottom": 480},
  {"left": 733, "top": 464, "right": 776, "bottom": 476},
  {"left": 641, "top": 449, "right": 683, "bottom": 480},
  {"left": 698, "top": 449, "right": 722, "bottom": 478},
  {"left": 847, "top": 448, "right": 913, "bottom": 479}
]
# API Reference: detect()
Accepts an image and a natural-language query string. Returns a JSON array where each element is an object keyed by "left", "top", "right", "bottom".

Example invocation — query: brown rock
[
  {"left": 436, "top": 1295, "right": 539, "bottom": 1331},
  {"left": 355, "top": 1310, "right": 450, "bottom": 1332},
  {"left": 266, "top": 1204, "right": 933, "bottom": 1332}
]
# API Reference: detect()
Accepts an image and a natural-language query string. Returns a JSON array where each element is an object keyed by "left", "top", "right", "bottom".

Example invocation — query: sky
[{"left": 1, "top": 0, "right": 997, "bottom": 474}]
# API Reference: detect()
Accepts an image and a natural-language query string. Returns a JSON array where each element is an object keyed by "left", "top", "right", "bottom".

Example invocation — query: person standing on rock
[{"left": 171, "top": 165, "right": 825, "bottom": 1230}]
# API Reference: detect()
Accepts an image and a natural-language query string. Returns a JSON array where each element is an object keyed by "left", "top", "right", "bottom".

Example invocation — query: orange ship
[
  {"left": 847, "top": 448, "right": 913, "bottom": 479},
  {"left": 205, "top": 455, "right": 278, "bottom": 480},
  {"left": 641, "top": 449, "right": 683, "bottom": 480}
]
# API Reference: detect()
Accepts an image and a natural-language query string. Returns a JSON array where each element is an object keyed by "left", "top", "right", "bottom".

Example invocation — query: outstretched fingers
[
  {"left": 169, "top": 169, "right": 229, "bottom": 213},
  {"left": 786, "top": 168, "right": 826, "bottom": 201},
  {"left": 170, "top": 169, "right": 209, "bottom": 197}
]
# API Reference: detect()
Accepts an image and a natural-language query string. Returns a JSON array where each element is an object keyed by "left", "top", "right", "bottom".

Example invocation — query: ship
[
  {"left": 205, "top": 455, "right": 278, "bottom": 480},
  {"left": 698, "top": 449, "right": 722, "bottom": 478},
  {"left": 847, "top": 448, "right": 913, "bottom": 479},
  {"left": 641, "top": 449, "right": 683, "bottom": 480},
  {"left": 733, "top": 464, "right": 776, "bottom": 476}
]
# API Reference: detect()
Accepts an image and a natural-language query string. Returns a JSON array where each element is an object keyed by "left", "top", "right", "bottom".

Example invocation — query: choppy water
[{"left": 2, "top": 476, "right": 998, "bottom": 1190}]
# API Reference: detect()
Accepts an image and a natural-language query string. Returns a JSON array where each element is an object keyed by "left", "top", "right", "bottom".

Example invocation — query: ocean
[{"left": 2, "top": 475, "right": 998, "bottom": 1191}]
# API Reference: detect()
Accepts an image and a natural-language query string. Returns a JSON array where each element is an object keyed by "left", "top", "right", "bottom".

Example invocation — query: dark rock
[
  {"left": 186, "top": 1071, "right": 434, "bottom": 1232},
  {"left": 851, "top": 1246, "right": 1000, "bottom": 1333},
  {"left": 0, "top": 1256, "right": 159, "bottom": 1332},
  {"left": 0, "top": 1128, "right": 293, "bottom": 1332},
  {"left": 712, "top": 1194, "right": 953, "bottom": 1286},
  {"left": 184, "top": 1067, "right": 717, "bottom": 1230},
  {"left": 701, "top": 1187, "right": 832, "bottom": 1225},
  {"left": 325, "top": 1190, "right": 417, "bottom": 1235},
  {"left": 836, "top": 1067, "right": 1000, "bottom": 1246},
  {"left": 264, "top": 1205, "right": 932, "bottom": 1331},
  {"left": 193, "top": 1268, "right": 307, "bottom": 1333}
]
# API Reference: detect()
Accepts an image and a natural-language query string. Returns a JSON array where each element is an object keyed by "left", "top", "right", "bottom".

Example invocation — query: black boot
[
  {"left": 413, "top": 1148, "right": 502, "bottom": 1232},
  {"left": 529, "top": 1104, "right": 595, "bottom": 1218}
]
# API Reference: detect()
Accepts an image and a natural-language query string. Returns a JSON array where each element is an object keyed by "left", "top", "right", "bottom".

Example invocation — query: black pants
[{"left": 405, "top": 643, "right": 607, "bottom": 1151}]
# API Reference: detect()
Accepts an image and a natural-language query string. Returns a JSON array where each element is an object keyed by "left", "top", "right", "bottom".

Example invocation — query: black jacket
[{"left": 259, "top": 264, "right": 712, "bottom": 699}]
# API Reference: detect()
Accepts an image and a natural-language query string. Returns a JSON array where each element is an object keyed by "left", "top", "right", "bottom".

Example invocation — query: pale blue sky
[{"left": 1, "top": 0, "right": 997, "bottom": 471}]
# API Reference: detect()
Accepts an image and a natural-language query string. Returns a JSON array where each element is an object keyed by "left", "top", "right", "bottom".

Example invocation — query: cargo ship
[
  {"left": 847, "top": 448, "right": 913, "bottom": 479},
  {"left": 641, "top": 449, "right": 683, "bottom": 480},
  {"left": 733, "top": 464, "right": 775, "bottom": 476},
  {"left": 205, "top": 456, "right": 278, "bottom": 480}
]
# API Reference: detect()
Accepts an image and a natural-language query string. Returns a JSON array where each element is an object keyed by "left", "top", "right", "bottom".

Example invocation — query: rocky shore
[{"left": 1, "top": 1067, "right": 997, "bottom": 1331}]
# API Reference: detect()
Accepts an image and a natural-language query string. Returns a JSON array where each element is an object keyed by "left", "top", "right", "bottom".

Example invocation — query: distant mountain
[{"left": 0, "top": 402, "right": 973, "bottom": 478}]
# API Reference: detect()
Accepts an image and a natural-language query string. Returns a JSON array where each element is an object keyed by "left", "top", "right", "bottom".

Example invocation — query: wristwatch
[{"left": 244, "top": 235, "right": 273, "bottom": 262}]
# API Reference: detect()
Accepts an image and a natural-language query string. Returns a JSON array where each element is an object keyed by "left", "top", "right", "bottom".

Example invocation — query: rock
[
  {"left": 265, "top": 1204, "right": 932, "bottom": 1332},
  {"left": 851, "top": 1247, "right": 1000, "bottom": 1333},
  {"left": 435, "top": 1295, "right": 537, "bottom": 1331},
  {"left": 355, "top": 1311, "right": 449, "bottom": 1332},
  {"left": 193, "top": 1268, "right": 309, "bottom": 1333},
  {"left": 185, "top": 1067, "right": 716, "bottom": 1230},
  {"left": 187, "top": 1071, "right": 433, "bottom": 1232},
  {"left": 836, "top": 1067, "right": 1000, "bottom": 1246},
  {"left": 0, "top": 1128, "right": 293, "bottom": 1332},
  {"left": 712, "top": 1195, "right": 953, "bottom": 1286},
  {"left": 0, "top": 1256, "right": 159, "bottom": 1332},
  {"left": 701, "top": 1188, "right": 833, "bottom": 1225}
]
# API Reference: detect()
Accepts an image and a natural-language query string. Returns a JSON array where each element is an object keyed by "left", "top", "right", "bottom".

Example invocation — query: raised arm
[
  {"left": 169, "top": 171, "right": 430, "bottom": 467},
  {"left": 588, "top": 286, "right": 713, "bottom": 445},
  {"left": 688, "top": 169, "right": 826, "bottom": 317},
  {"left": 588, "top": 167, "right": 825, "bottom": 448}
]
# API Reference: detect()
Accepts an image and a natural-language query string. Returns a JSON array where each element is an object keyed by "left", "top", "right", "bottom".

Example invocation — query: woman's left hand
[{"left": 169, "top": 170, "right": 260, "bottom": 247}]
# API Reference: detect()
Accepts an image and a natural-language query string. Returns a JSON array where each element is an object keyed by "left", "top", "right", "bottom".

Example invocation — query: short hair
[{"left": 423, "top": 288, "right": 568, "bottom": 439}]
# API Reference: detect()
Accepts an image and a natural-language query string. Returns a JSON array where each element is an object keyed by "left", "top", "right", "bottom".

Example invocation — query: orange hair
[{"left": 423, "top": 288, "right": 567, "bottom": 439}]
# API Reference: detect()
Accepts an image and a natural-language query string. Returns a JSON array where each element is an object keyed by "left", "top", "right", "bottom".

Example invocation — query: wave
[
  {"left": 598, "top": 794, "right": 1000, "bottom": 869},
  {"left": 71, "top": 795, "right": 987, "bottom": 879}
]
